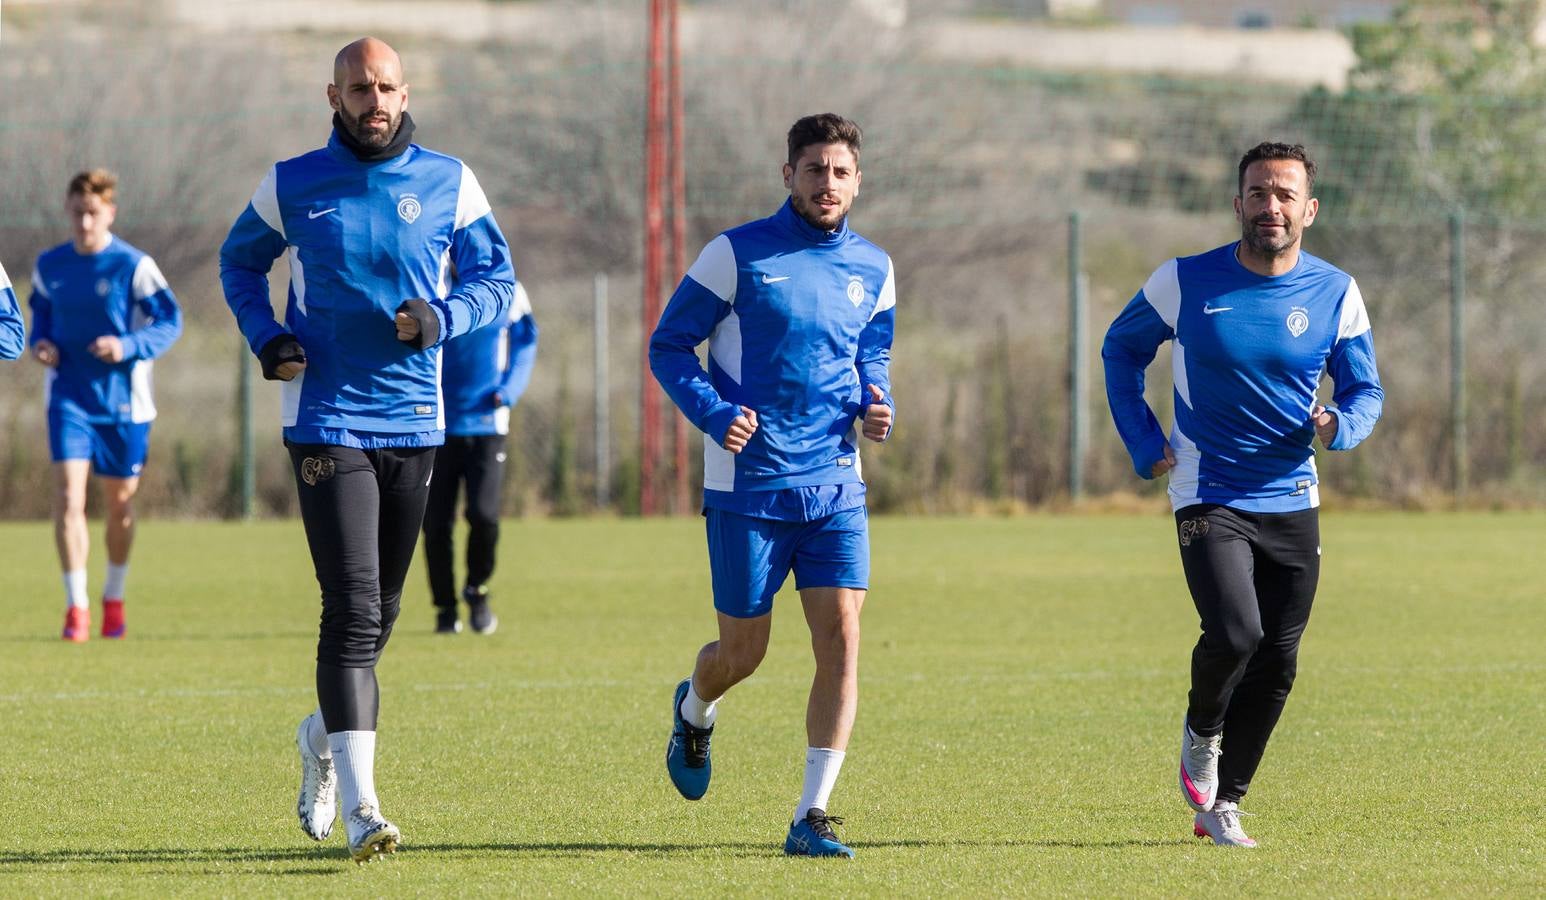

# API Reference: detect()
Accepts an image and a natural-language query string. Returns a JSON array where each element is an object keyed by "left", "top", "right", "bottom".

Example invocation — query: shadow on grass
[
  {"left": 0, "top": 630, "right": 315, "bottom": 644},
  {"left": 0, "top": 837, "right": 1192, "bottom": 871},
  {"left": 0, "top": 846, "right": 343, "bottom": 876}
]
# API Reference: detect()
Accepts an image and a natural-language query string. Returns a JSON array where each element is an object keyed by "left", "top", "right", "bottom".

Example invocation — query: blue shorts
[
  {"left": 48, "top": 408, "right": 151, "bottom": 479},
  {"left": 706, "top": 506, "right": 870, "bottom": 619}
]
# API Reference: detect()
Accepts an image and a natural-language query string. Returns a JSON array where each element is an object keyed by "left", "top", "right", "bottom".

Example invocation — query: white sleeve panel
[
  {"left": 29, "top": 263, "right": 47, "bottom": 298},
  {"left": 455, "top": 163, "right": 494, "bottom": 231},
  {"left": 1337, "top": 277, "right": 1372, "bottom": 340},
  {"left": 509, "top": 279, "right": 532, "bottom": 322},
  {"left": 0, "top": 262, "right": 11, "bottom": 290},
  {"left": 684, "top": 234, "right": 737, "bottom": 304},
  {"left": 870, "top": 256, "right": 897, "bottom": 321},
  {"left": 1141, "top": 258, "right": 1182, "bottom": 329},
  {"left": 251, "top": 166, "right": 285, "bottom": 239},
  {"left": 131, "top": 256, "right": 170, "bottom": 300}
]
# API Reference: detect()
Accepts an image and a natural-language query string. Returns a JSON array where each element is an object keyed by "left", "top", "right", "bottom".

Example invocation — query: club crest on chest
[
  {"left": 1286, "top": 306, "right": 1310, "bottom": 337},
  {"left": 397, "top": 194, "right": 421, "bottom": 225}
]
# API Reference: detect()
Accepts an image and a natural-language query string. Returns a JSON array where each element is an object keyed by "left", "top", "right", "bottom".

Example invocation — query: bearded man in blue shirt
[
  {"left": 1103, "top": 142, "right": 1383, "bottom": 849},
  {"left": 220, "top": 37, "right": 514, "bottom": 864},
  {"left": 651, "top": 113, "right": 896, "bottom": 859}
]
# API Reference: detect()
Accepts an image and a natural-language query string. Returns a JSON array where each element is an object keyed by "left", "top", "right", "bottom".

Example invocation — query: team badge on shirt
[
  {"left": 846, "top": 275, "right": 865, "bottom": 307},
  {"left": 96, "top": 279, "right": 111, "bottom": 297},
  {"left": 1286, "top": 306, "right": 1310, "bottom": 337},
  {"left": 397, "top": 194, "right": 422, "bottom": 224}
]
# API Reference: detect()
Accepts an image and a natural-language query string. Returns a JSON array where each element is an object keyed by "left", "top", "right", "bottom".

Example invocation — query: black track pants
[
  {"left": 289, "top": 443, "right": 436, "bottom": 732},
  {"left": 1176, "top": 503, "right": 1320, "bottom": 804},
  {"left": 421, "top": 434, "right": 506, "bottom": 608}
]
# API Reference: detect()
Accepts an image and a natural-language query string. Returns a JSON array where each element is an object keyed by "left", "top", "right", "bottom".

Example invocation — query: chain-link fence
[{"left": 1, "top": 1, "right": 1541, "bottom": 517}]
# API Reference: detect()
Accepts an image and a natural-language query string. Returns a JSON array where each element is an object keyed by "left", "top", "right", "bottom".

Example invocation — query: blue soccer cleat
[
  {"left": 666, "top": 678, "right": 713, "bottom": 800},
  {"left": 784, "top": 808, "right": 855, "bottom": 858}
]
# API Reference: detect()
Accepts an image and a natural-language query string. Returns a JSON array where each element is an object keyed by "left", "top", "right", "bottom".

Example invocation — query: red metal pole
[
  {"left": 641, "top": 0, "right": 666, "bottom": 516},
  {"left": 668, "top": 0, "right": 690, "bottom": 515}
]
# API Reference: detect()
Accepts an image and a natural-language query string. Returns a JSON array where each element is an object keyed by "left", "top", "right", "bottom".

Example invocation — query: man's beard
[
  {"left": 1241, "top": 219, "right": 1298, "bottom": 256},
  {"left": 791, "top": 191, "right": 848, "bottom": 231},
  {"left": 341, "top": 106, "right": 400, "bottom": 149}
]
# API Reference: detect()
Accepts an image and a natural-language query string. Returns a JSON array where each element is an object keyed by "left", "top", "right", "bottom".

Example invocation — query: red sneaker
[
  {"left": 63, "top": 607, "right": 90, "bottom": 642},
  {"left": 102, "top": 599, "right": 126, "bottom": 638}
]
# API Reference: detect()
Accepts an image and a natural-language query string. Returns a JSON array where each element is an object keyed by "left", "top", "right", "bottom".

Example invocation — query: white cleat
[
  {"left": 295, "top": 715, "right": 337, "bottom": 841},
  {"left": 346, "top": 802, "right": 401, "bottom": 863},
  {"left": 1193, "top": 800, "right": 1257, "bottom": 847},
  {"left": 1179, "top": 720, "right": 1221, "bottom": 813}
]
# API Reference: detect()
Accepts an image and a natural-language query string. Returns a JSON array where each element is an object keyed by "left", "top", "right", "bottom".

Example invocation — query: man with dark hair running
[
  {"left": 1102, "top": 142, "right": 1383, "bottom": 847},
  {"left": 220, "top": 37, "right": 514, "bottom": 863},
  {"left": 651, "top": 112, "right": 895, "bottom": 858},
  {"left": 422, "top": 279, "right": 537, "bottom": 635}
]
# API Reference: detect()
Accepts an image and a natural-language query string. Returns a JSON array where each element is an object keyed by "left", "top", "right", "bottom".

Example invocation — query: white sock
[
  {"left": 679, "top": 678, "right": 718, "bottom": 729},
  {"left": 103, "top": 563, "right": 129, "bottom": 601},
  {"left": 63, "top": 570, "right": 89, "bottom": 610},
  {"left": 304, "top": 710, "right": 331, "bottom": 759},
  {"left": 327, "top": 730, "right": 378, "bottom": 816},
  {"left": 795, "top": 747, "right": 846, "bottom": 820}
]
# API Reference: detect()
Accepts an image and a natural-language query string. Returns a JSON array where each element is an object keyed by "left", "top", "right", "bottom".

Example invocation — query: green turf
[{"left": 0, "top": 513, "right": 1541, "bottom": 896}]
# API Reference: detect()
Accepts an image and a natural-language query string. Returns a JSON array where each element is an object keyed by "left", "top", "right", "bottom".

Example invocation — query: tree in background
[{"left": 1294, "top": 0, "right": 1546, "bottom": 495}]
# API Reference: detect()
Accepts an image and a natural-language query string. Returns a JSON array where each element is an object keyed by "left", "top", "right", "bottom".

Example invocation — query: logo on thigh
[
  {"left": 1178, "top": 516, "right": 1210, "bottom": 547},
  {"left": 300, "top": 456, "right": 336, "bottom": 486}
]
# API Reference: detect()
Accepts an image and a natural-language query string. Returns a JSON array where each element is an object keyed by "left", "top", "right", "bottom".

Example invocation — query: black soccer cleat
[{"left": 464, "top": 584, "right": 498, "bottom": 635}]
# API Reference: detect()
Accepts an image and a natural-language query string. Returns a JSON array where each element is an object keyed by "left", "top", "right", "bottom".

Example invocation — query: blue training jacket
[
  {"left": 442, "top": 279, "right": 538, "bottom": 437},
  {"left": 28, "top": 236, "right": 183, "bottom": 424},
  {"left": 649, "top": 199, "right": 896, "bottom": 497},
  {"left": 0, "top": 262, "right": 23, "bottom": 360},
  {"left": 1102, "top": 242, "right": 1383, "bottom": 513},
  {"left": 219, "top": 131, "right": 516, "bottom": 448}
]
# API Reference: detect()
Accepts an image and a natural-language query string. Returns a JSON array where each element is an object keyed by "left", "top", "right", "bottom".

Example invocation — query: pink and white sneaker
[
  {"left": 1193, "top": 800, "right": 1257, "bottom": 847},
  {"left": 62, "top": 607, "right": 90, "bottom": 642},
  {"left": 1179, "top": 720, "right": 1221, "bottom": 812}
]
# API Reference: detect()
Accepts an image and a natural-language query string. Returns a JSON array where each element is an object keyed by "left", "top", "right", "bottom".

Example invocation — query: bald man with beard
[{"left": 220, "top": 37, "right": 516, "bottom": 863}]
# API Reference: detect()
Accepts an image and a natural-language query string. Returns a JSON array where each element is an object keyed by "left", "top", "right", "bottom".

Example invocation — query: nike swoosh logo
[
  {"left": 1180, "top": 762, "right": 1212, "bottom": 807},
  {"left": 761, "top": 275, "right": 790, "bottom": 284},
  {"left": 308, "top": 208, "right": 338, "bottom": 219},
  {"left": 1203, "top": 305, "right": 1233, "bottom": 315}
]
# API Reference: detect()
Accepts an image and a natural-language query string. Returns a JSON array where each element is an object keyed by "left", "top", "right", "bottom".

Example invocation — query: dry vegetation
[{"left": 0, "top": 0, "right": 1540, "bottom": 517}]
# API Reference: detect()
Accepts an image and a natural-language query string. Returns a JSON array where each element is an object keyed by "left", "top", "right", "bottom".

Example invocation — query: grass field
[{"left": 0, "top": 512, "right": 1542, "bottom": 896}]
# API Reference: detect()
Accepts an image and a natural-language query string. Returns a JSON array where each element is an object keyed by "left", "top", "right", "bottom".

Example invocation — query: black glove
[
  {"left": 257, "top": 333, "right": 306, "bottom": 381},
  {"left": 395, "top": 298, "right": 440, "bottom": 349}
]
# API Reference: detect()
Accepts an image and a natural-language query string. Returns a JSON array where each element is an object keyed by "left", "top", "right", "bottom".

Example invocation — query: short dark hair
[
  {"left": 68, "top": 168, "right": 118, "bottom": 203},
  {"left": 787, "top": 113, "right": 862, "bottom": 166},
  {"left": 1237, "top": 142, "right": 1316, "bottom": 195}
]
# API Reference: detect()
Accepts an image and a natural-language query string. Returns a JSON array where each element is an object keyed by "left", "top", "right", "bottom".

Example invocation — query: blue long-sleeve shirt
[
  {"left": 1102, "top": 242, "right": 1383, "bottom": 513},
  {"left": 219, "top": 132, "right": 516, "bottom": 448},
  {"left": 649, "top": 199, "right": 896, "bottom": 515},
  {"left": 443, "top": 279, "right": 538, "bottom": 437},
  {"left": 28, "top": 237, "right": 183, "bottom": 423},
  {"left": 0, "top": 262, "right": 22, "bottom": 360}
]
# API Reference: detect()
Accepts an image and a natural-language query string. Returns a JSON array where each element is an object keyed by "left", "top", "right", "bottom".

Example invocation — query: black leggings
[
  {"left": 289, "top": 443, "right": 436, "bottom": 732},
  {"left": 1176, "top": 504, "right": 1320, "bottom": 804},
  {"left": 421, "top": 434, "right": 506, "bottom": 608}
]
